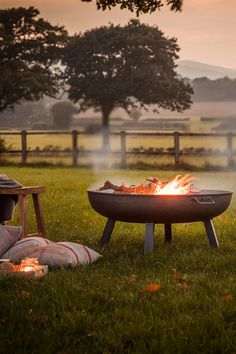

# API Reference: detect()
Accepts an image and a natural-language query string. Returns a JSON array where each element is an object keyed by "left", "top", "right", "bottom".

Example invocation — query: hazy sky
[{"left": 1, "top": 0, "right": 236, "bottom": 68}]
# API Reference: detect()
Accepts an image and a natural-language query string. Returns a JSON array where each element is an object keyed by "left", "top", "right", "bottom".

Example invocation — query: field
[{"left": 0, "top": 166, "right": 236, "bottom": 353}]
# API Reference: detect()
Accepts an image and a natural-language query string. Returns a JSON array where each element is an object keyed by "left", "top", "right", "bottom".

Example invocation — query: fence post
[
  {"left": 120, "top": 131, "right": 126, "bottom": 168},
  {"left": 21, "top": 130, "right": 27, "bottom": 164},
  {"left": 227, "top": 132, "right": 233, "bottom": 167},
  {"left": 72, "top": 130, "right": 78, "bottom": 167},
  {"left": 174, "top": 131, "right": 180, "bottom": 166}
]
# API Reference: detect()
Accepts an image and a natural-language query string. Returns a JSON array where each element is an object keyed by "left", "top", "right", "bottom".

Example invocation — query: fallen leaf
[
  {"left": 178, "top": 281, "right": 189, "bottom": 291},
  {"left": 143, "top": 283, "right": 161, "bottom": 293},
  {"left": 173, "top": 270, "right": 182, "bottom": 281},
  {"left": 20, "top": 290, "right": 30, "bottom": 298},
  {"left": 217, "top": 215, "right": 228, "bottom": 222},
  {"left": 40, "top": 314, "right": 49, "bottom": 323},
  {"left": 222, "top": 294, "right": 233, "bottom": 303},
  {"left": 129, "top": 274, "right": 138, "bottom": 282}
]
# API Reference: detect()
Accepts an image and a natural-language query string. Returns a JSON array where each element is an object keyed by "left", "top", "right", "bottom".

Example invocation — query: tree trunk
[{"left": 101, "top": 107, "right": 111, "bottom": 152}]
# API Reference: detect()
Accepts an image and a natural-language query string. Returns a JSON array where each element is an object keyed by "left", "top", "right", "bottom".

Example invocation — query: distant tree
[
  {"left": 213, "top": 117, "right": 236, "bottom": 132},
  {"left": 192, "top": 77, "right": 236, "bottom": 101},
  {"left": 81, "top": 0, "right": 183, "bottom": 15},
  {"left": 51, "top": 101, "right": 78, "bottom": 129},
  {"left": 0, "top": 7, "right": 68, "bottom": 112},
  {"left": 64, "top": 20, "right": 192, "bottom": 150},
  {"left": 129, "top": 109, "right": 142, "bottom": 122},
  {"left": 0, "top": 137, "right": 11, "bottom": 152},
  {"left": 0, "top": 101, "right": 52, "bottom": 128}
]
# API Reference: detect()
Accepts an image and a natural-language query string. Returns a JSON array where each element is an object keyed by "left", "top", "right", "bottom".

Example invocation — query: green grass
[{"left": 0, "top": 167, "right": 236, "bottom": 353}]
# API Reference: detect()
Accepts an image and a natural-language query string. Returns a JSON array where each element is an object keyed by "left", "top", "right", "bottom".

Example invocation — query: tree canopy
[
  {"left": 0, "top": 7, "right": 68, "bottom": 112},
  {"left": 64, "top": 19, "right": 192, "bottom": 150},
  {"left": 81, "top": 0, "right": 183, "bottom": 15}
]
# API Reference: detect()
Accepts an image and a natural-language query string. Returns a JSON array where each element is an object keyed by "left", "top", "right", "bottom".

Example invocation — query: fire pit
[{"left": 87, "top": 176, "right": 233, "bottom": 254}]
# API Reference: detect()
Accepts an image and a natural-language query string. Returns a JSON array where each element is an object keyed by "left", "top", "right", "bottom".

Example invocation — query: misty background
[{"left": 1, "top": 0, "right": 236, "bottom": 134}]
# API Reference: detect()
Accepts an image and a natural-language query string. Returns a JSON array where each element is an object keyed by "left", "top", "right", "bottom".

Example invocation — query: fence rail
[{"left": 0, "top": 130, "right": 235, "bottom": 168}]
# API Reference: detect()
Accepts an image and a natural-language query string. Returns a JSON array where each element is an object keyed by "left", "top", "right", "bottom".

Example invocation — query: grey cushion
[
  {"left": 0, "top": 226, "right": 22, "bottom": 257},
  {"left": 28, "top": 242, "right": 102, "bottom": 268},
  {"left": 2, "top": 236, "right": 53, "bottom": 263}
]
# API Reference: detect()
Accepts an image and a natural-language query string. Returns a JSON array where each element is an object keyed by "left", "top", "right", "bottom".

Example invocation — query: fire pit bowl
[
  {"left": 87, "top": 189, "right": 232, "bottom": 224},
  {"left": 87, "top": 189, "right": 233, "bottom": 254}
]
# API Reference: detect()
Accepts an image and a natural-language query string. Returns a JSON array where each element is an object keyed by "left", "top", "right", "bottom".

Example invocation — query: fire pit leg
[
  {"left": 144, "top": 222, "right": 155, "bottom": 255},
  {"left": 100, "top": 218, "right": 116, "bottom": 246},
  {"left": 164, "top": 223, "right": 172, "bottom": 243},
  {"left": 203, "top": 219, "right": 219, "bottom": 248}
]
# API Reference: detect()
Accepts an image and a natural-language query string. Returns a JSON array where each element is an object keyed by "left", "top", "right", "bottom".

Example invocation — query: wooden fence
[{"left": 0, "top": 130, "right": 235, "bottom": 168}]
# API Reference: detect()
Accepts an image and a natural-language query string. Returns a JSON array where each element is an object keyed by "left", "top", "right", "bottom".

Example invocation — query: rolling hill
[{"left": 177, "top": 60, "right": 236, "bottom": 79}]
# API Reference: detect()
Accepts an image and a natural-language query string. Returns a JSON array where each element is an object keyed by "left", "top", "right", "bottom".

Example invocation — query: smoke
[
  {"left": 87, "top": 151, "right": 123, "bottom": 190},
  {"left": 194, "top": 172, "right": 236, "bottom": 192}
]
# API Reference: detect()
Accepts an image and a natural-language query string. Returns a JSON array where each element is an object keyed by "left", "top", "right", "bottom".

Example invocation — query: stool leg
[
  {"left": 19, "top": 195, "right": 27, "bottom": 239},
  {"left": 32, "top": 193, "right": 46, "bottom": 238},
  {"left": 144, "top": 222, "right": 155, "bottom": 255}
]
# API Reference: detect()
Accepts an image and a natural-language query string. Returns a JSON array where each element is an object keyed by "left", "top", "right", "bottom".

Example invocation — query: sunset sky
[{"left": 1, "top": 0, "right": 236, "bottom": 68}]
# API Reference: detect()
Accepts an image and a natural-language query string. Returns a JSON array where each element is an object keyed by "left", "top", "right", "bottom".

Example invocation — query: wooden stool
[{"left": 0, "top": 186, "right": 46, "bottom": 239}]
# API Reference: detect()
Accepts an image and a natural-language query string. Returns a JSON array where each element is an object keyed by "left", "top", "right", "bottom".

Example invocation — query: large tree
[
  {"left": 0, "top": 7, "right": 68, "bottom": 112},
  {"left": 51, "top": 101, "right": 78, "bottom": 129},
  {"left": 81, "top": 0, "right": 183, "bottom": 15},
  {"left": 64, "top": 20, "right": 192, "bottom": 150}
]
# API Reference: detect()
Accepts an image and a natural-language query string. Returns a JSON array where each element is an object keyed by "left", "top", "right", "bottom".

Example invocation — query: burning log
[
  {"left": 97, "top": 174, "right": 199, "bottom": 195},
  {"left": 98, "top": 180, "right": 157, "bottom": 194}
]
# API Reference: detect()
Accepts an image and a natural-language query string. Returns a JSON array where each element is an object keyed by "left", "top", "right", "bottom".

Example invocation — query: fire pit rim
[{"left": 87, "top": 188, "right": 233, "bottom": 198}]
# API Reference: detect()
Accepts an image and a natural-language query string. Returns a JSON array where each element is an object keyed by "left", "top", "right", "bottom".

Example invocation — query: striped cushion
[
  {"left": 58, "top": 242, "right": 102, "bottom": 265},
  {"left": 0, "top": 226, "right": 22, "bottom": 257},
  {"left": 2, "top": 236, "right": 53, "bottom": 263},
  {"left": 28, "top": 242, "right": 102, "bottom": 268}
]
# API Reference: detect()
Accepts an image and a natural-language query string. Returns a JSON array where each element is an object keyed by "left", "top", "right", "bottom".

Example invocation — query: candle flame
[
  {"left": 19, "top": 258, "right": 39, "bottom": 272},
  {"left": 21, "top": 265, "right": 35, "bottom": 272}
]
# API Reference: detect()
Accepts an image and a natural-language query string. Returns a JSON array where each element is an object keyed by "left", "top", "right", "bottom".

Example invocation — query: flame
[
  {"left": 98, "top": 174, "right": 199, "bottom": 195},
  {"left": 154, "top": 175, "right": 195, "bottom": 195},
  {"left": 19, "top": 258, "right": 39, "bottom": 272},
  {"left": 20, "top": 265, "right": 35, "bottom": 272}
]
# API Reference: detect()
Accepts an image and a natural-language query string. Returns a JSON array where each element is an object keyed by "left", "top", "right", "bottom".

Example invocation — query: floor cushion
[
  {"left": 28, "top": 242, "right": 102, "bottom": 268},
  {"left": 0, "top": 225, "right": 22, "bottom": 257},
  {"left": 2, "top": 236, "right": 53, "bottom": 263}
]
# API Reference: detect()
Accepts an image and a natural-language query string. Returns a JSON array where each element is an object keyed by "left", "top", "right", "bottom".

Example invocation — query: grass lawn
[{"left": 0, "top": 166, "right": 236, "bottom": 353}]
